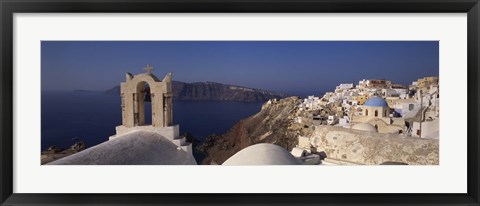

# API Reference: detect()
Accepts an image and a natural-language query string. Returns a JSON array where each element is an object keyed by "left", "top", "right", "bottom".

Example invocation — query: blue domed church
[
  {"left": 363, "top": 96, "right": 390, "bottom": 118},
  {"left": 352, "top": 96, "right": 406, "bottom": 134}
]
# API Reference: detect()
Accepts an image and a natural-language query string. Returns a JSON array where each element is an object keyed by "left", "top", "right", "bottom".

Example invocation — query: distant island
[
  {"left": 105, "top": 81, "right": 290, "bottom": 102},
  {"left": 73, "top": 89, "right": 98, "bottom": 93}
]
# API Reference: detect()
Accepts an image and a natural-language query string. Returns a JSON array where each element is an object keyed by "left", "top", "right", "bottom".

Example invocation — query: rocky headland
[
  {"left": 41, "top": 142, "right": 86, "bottom": 164},
  {"left": 105, "top": 81, "right": 289, "bottom": 102}
]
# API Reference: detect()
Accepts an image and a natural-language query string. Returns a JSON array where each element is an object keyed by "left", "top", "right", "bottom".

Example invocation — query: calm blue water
[{"left": 41, "top": 91, "right": 263, "bottom": 150}]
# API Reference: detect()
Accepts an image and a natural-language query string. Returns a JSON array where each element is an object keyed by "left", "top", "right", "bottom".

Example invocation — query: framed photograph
[{"left": 1, "top": 0, "right": 479, "bottom": 205}]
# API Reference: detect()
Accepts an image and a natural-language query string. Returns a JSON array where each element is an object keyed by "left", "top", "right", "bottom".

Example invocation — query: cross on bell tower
[{"left": 144, "top": 64, "right": 154, "bottom": 74}]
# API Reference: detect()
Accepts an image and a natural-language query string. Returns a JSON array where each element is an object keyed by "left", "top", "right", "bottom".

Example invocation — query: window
[{"left": 375, "top": 110, "right": 378, "bottom": 117}]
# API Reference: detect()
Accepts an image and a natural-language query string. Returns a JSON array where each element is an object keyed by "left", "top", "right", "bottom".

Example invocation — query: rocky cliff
[
  {"left": 105, "top": 81, "right": 289, "bottom": 102},
  {"left": 198, "top": 97, "right": 313, "bottom": 165}
]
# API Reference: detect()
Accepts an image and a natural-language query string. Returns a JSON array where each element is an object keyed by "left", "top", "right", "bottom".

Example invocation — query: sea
[{"left": 41, "top": 91, "right": 264, "bottom": 150}]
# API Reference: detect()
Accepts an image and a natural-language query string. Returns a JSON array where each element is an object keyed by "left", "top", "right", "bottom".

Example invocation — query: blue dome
[{"left": 364, "top": 96, "right": 389, "bottom": 107}]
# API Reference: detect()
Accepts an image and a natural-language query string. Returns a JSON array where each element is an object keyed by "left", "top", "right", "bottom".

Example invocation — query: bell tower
[
  {"left": 109, "top": 64, "right": 192, "bottom": 154},
  {"left": 119, "top": 64, "right": 173, "bottom": 128}
]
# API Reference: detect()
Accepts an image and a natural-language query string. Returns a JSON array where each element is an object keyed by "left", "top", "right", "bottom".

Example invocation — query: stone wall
[{"left": 303, "top": 126, "right": 439, "bottom": 165}]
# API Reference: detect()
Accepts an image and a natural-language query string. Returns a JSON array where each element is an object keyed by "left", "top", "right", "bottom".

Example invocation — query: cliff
[
  {"left": 198, "top": 97, "right": 312, "bottom": 164},
  {"left": 105, "top": 81, "right": 289, "bottom": 102}
]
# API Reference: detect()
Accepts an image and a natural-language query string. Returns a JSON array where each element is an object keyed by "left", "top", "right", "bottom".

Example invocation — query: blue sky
[{"left": 41, "top": 41, "right": 439, "bottom": 96}]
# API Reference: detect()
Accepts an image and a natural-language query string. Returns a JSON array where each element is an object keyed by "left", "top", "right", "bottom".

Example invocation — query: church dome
[
  {"left": 352, "top": 123, "right": 377, "bottom": 132},
  {"left": 48, "top": 131, "right": 197, "bottom": 165},
  {"left": 222, "top": 143, "right": 300, "bottom": 165},
  {"left": 364, "top": 96, "right": 388, "bottom": 107}
]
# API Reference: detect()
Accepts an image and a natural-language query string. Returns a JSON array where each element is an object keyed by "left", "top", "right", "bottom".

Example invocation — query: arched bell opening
[{"left": 135, "top": 81, "right": 153, "bottom": 126}]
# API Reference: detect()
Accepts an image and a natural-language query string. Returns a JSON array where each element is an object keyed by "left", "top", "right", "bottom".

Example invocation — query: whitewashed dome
[
  {"left": 48, "top": 131, "right": 197, "bottom": 165},
  {"left": 222, "top": 143, "right": 300, "bottom": 165},
  {"left": 352, "top": 123, "right": 377, "bottom": 132}
]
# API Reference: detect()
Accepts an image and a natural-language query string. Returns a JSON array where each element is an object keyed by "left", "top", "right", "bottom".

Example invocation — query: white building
[
  {"left": 303, "top": 95, "right": 323, "bottom": 110},
  {"left": 338, "top": 116, "right": 350, "bottom": 128},
  {"left": 336, "top": 83, "right": 354, "bottom": 92},
  {"left": 327, "top": 115, "right": 338, "bottom": 125},
  {"left": 382, "top": 88, "right": 400, "bottom": 97},
  {"left": 358, "top": 79, "right": 368, "bottom": 89},
  {"left": 411, "top": 119, "right": 439, "bottom": 139}
]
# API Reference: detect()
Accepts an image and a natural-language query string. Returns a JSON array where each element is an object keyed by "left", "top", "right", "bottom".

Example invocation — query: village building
[
  {"left": 335, "top": 83, "right": 354, "bottom": 92},
  {"left": 355, "top": 94, "right": 369, "bottom": 105},
  {"left": 411, "top": 118, "right": 439, "bottom": 139},
  {"left": 416, "top": 76, "right": 439, "bottom": 92},
  {"left": 357, "top": 79, "right": 367, "bottom": 89},
  {"left": 410, "top": 84, "right": 440, "bottom": 138},
  {"left": 365, "top": 79, "right": 392, "bottom": 89},
  {"left": 382, "top": 88, "right": 401, "bottom": 98},
  {"left": 338, "top": 116, "right": 350, "bottom": 128},
  {"left": 391, "top": 83, "right": 409, "bottom": 95},
  {"left": 387, "top": 98, "right": 418, "bottom": 117},
  {"left": 302, "top": 95, "right": 323, "bottom": 110}
]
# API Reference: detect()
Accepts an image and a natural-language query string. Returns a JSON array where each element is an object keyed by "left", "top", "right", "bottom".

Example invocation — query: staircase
[{"left": 172, "top": 135, "right": 192, "bottom": 153}]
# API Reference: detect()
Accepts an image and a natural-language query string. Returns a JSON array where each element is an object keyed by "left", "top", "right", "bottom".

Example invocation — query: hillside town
[
  {"left": 283, "top": 76, "right": 440, "bottom": 165},
  {"left": 297, "top": 76, "right": 439, "bottom": 137}
]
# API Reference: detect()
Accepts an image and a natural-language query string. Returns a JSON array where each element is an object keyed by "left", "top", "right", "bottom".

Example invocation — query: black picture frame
[{"left": 1, "top": 0, "right": 479, "bottom": 205}]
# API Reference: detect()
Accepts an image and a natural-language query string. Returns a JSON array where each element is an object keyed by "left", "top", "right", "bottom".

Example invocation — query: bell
[{"left": 143, "top": 87, "right": 151, "bottom": 102}]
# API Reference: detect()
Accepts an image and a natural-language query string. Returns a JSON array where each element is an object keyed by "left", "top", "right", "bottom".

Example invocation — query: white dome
[
  {"left": 48, "top": 131, "right": 197, "bottom": 165},
  {"left": 352, "top": 123, "right": 377, "bottom": 132},
  {"left": 222, "top": 143, "right": 300, "bottom": 165}
]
